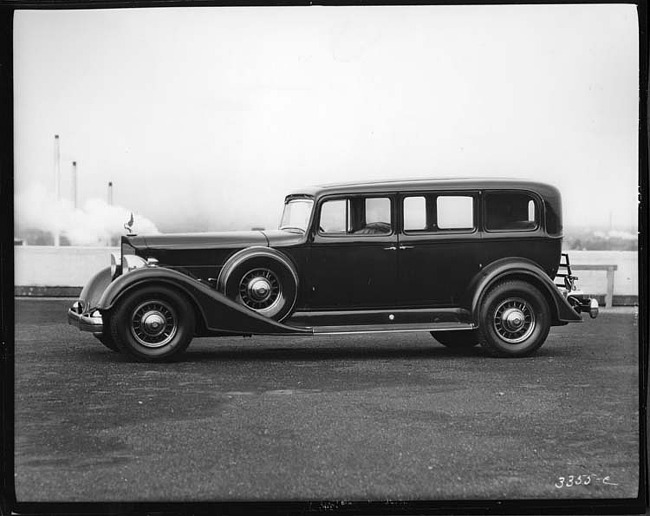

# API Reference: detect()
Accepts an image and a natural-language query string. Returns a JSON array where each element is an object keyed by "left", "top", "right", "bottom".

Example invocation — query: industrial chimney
[
  {"left": 72, "top": 161, "right": 78, "bottom": 209},
  {"left": 53, "top": 135, "right": 60, "bottom": 246}
]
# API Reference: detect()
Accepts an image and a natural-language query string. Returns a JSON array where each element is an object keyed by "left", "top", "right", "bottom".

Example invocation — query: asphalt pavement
[{"left": 12, "top": 299, "right": 641, "bottom": 502}]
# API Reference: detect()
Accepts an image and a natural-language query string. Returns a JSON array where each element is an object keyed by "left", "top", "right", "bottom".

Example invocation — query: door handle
[
  {"left": 383, "top": 246, "right": 397, "bottom": 251},
  {"left": 399, "top": 245, "right": 414, "bottom": 250}
]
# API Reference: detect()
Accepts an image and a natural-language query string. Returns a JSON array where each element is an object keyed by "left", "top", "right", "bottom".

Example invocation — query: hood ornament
[{"left": 124, "top": 212, "right": 136, "bottom": 236}]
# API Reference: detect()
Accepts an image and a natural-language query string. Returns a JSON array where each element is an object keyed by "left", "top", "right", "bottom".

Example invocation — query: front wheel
[
  {"left": 109, "top": 285, "right": 196, "bottom": 362},
  {"left": 94, "top": 333, "right": 120, "bottom": 352},
  {"left": 477, "top": 280, "right": 551, "bottom": 358},
  {"left": 94, "top": 312, "right": 120, "bottom": 352}
]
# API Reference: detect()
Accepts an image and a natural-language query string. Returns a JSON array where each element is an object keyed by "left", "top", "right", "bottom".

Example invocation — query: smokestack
[
  {"left": 107, "top": 182, "right": 114, "bottom": 247},
  {"left": 54, "top": 135, "right": 60, "bottom": 200},
  {"left": 53, "top": 135, "right": 60, "bottom": 246},
  {"left": 72, "top": 161, "right": 78, "bottom": 209}
]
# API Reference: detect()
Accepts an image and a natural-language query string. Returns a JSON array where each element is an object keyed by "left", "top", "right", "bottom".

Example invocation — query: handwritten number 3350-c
[{"left": 555, "top": 475, "right": 617, "bottom": 488}]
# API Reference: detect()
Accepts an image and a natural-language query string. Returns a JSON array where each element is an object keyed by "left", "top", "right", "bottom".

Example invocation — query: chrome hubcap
[
  {"left": 502, "top": 308, "right": 525, "bottom": 332},
  {"left": 248, "top": 278, "right": 272, "bottom": 303},
  {"left": 131, "top": 301, "right": 177, "bottom": 348},
  {"left": 239, "top": 268, "right": 281, "bottom": 311},
  {"left": 141, "top": 311, "right": 166, "bottom": 337},
  {"left": 493, "top": 298, "right": 536, "bottom": 344}
]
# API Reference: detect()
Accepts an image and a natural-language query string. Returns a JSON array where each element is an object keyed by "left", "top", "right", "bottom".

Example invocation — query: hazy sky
[{"left": 14, "top": 5, "right": 639, "bottom": 235}]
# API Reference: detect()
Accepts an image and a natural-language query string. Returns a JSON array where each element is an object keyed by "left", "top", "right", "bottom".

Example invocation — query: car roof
[{"left": 285, "top": 177, "right": 561, "bottom": 200}]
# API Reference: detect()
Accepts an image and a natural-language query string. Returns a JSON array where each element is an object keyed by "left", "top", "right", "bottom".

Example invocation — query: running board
[
  {"left": 286, "top": 307, "right": 471, "bottom": 328},
  {"left": 309, "top": 322, "right": 476, "bottom": 335}
]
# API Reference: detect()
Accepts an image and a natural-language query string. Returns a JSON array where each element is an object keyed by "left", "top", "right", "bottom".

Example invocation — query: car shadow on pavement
[
  {"left": 72, "top": 330, "right": 578, "bottom": 364},
  {"left": 80, "top": 341, "right": 565, "bottom": 364},
  {"left": 182, "top": 345, "right": 488, "bottom": 363}
]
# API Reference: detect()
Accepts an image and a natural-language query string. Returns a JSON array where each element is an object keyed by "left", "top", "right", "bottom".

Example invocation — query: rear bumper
[
  {"left": 67, "top": 302, "right": 104, "bottom": 333},
  {"left": 568, "top": 295, "right": 599, "bottom": 319},
  {"left": 556, "top": 254, "right": 598, "bottom": 319}
]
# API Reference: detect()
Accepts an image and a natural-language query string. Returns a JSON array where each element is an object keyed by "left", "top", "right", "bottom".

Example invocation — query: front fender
[
  {"left": 97, "top": 267, "right": 311, "bottom": 336},
  {"left": 78, "top": 266, "right": 113, "bottom": 312},
  {"left": 468, "top": 258, "right": 581, "bottom": 325}
]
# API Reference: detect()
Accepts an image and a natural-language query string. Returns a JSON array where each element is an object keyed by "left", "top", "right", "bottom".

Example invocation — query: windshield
[{"left": 279, "top": 198, "right": 314, "bottom": 232}]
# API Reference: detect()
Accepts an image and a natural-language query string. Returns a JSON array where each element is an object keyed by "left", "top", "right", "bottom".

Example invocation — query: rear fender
[
  {"left": 97, "top": 267, "right": 311, "bottom": 335},
  {"left": 467, "top": 258, "right": 581, "bottom": 325}
]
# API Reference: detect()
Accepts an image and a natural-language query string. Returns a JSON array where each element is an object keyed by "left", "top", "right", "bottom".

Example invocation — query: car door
[
  {"left": 397, "top": 191, "right": 482, "bottom": 307},
  {"left": 305, "top": 194, "right": 398, "bottom": 310}
]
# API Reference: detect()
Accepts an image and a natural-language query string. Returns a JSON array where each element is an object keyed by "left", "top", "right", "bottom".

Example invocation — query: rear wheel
[
  {"left": 430, "top": 330, "right": 479, "bottom": 350},
  {"left": 478, "top": 280, "right": 550, "bottom": 358},
  {"left": 109, "top": 285, "right": 196, "bottom": 362}
]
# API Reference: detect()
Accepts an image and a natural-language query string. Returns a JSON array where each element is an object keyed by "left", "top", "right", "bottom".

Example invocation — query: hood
[
  {"left": 132, "top": 230, "right": 269, "bottom": 250},
  {"left": 261, "top": 229, "right": 307, "bottom": 247}
]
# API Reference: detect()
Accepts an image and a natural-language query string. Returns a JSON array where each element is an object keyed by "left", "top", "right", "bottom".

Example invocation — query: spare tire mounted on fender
[{"left": 218, "top": 248, "right": 298, "bottom": 321}]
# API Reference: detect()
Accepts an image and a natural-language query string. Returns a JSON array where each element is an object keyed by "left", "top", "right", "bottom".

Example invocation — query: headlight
[
  {"left": 110, "top": 252, "right": 122, "bottom": 278},
  {"left": 122, "top": 254, "right": 147, "bottom": 273}
]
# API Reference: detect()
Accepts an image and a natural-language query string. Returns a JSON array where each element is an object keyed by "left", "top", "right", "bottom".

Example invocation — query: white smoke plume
[{"left": 16, "top": 182, "right": 160, "bottom": 246}]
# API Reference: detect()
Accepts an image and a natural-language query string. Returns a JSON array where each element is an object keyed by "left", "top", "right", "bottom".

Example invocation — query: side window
[
  {"left": 318, "top": 196, "right": 392, "bottom": 235},
  {"left": 319, "top": 199, "right": 349, "bottom": 234},
  {"left": 437, "top": 196, "right": 474, "bottom": 230},
  {"left": 362, "top": 197, "right": 391, "bottom": 234},
  {"left": 403, "top": 196, "right": 427, "bottom": 231},
  {"left": 485, "top": 192, "right": 538, "bottom": 231}
]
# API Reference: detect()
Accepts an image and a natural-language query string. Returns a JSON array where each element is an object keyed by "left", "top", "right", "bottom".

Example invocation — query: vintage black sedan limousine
[{"left": 68, "top": 178, "right": 598, "bottom": 361}]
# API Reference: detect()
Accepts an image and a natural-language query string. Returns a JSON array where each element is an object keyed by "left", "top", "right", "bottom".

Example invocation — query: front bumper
[{"left": 67, "top": 302, "right": 104, "bottom": 333}]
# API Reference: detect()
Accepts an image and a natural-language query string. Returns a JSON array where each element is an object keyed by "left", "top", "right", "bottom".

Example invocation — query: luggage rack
[{"left": 555, "top": 252, "right": 578, "bottom": 292}]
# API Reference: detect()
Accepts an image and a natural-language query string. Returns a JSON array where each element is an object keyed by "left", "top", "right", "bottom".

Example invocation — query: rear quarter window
[{"left": 485, "top": 191, "right": 539, "bottom": 232}]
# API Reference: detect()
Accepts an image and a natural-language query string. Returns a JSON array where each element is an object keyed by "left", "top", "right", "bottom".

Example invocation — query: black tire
[
  {"left": 477, "top": 280, "right": 551, "bottom": 358},
  {"left": 109, "top": 285, "right": 196, "bottom": 362},
  {"left": 430, "top": 330, "right": 479, "bottom": 349},
  {"left": 94, "top": 333, "right": 120, "bottom": 352},
  {"left": 94, "top": 311, "right": 120, "bottom": 352},
  {"left": 223, "top": 256, "right": 297, "bottom": 321}
]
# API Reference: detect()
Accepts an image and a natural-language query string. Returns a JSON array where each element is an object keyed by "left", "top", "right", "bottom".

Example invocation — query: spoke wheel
[
  {"left": 223, "top": 255, "right": 298, "bottom": 321},
  {"left": 478, "top": 280, "right": 550, "bottom": 358},
  {"left": 492, "top": 298, "right": 536, "bottom": 344},
  {"left": 238, "top": 268, "right": 282, "bottom": 312},
  {"left": 110, "top": 286, "right": 195, "bottom": 362},
  {"left": 130, "top": 300, "right": 178, "bottom": 348}
]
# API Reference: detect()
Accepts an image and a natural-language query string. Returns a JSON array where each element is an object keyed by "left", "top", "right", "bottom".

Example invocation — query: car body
[{"left": 68, "top": 178, "right": 598, "bottom": 361}]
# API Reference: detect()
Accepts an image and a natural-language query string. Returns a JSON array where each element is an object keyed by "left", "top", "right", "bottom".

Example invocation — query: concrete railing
[
  {"left": 15, "top": 246, "right": 119, "bottom": 296},
  {"left": 566, "top": 250, "right": 637, "bottom": 307},
  {"left": 571, "top": 264, "right": 617, "bottom": 308}
]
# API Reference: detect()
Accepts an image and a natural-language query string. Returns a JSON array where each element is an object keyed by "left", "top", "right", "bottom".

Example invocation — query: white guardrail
[
  {"left": 15, "top": 246, "right": 120, "bottom": 289},
  {"left": 14, "top": 247, "right": 638, "bottom": 304}
]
